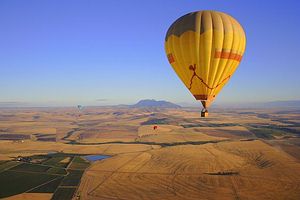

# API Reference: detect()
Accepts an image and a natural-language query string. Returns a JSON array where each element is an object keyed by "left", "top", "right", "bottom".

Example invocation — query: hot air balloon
[
  {"left": 77, "top": 105, "right": 83, "bottom": 117},
  {"left": 165, "top": 10, "right": 246, "bottom": 117}
]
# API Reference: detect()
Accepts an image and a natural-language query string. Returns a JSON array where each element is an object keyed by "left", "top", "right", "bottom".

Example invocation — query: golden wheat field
[
  {"left": 0, "top": 106, "right": 299, "bottom": 199},
  {"left": 78, "top": 140, "right": 300, "bottom": 200}
]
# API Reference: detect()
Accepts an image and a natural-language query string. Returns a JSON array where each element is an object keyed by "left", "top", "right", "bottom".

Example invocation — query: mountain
[{"left": 131, "top": 99, "right": 181, "bottom": 108}]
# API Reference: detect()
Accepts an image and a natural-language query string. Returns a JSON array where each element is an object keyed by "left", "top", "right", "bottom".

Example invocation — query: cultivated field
[
  {"left": 78, "top": 140, "right": 300, "bottom": 200},
  {"left": 0, "top": 106, "right": 299, "bottom": 199}
]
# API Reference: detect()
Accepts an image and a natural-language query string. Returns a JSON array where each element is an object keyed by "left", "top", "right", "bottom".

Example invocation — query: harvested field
[
  {"left": 1, "top": 107, "right": 300, "bottom": 199},
  {"left": 77, "top": 140, "right": 300, "bottom": 200}
]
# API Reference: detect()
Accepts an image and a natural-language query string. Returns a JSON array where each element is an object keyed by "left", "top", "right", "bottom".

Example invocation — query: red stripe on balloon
[
  {"left": 167, "top": 53, "right": 175, "bottom": 63},
  {"left": 215, "top": 50, "right": 242, "bottom": 62}
]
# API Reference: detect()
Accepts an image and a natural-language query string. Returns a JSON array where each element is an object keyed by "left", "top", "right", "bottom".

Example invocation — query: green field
[
  {"left": 68, "top": 156, "right": 90, "bottom": 170},
  {"left": 73, "top": 156, "right": 88, "bottom": 163},
  {"left": 47, "top": 167, "right": 67, "bottom": 175},
  {"left": 0, "top": 161, "right": 20, "bottom": 173},
  {"left": 51, "top": 187, "right": 77, "bottom": 200},
  {"left": 30, "top": 177, "right": 64, "bottom": 193},
  {"left": 42, "top": 156, "right": 70, "bottom": 168},
  {"left": 0, "top": 153, "right": 91, "bottom": 199},
  {"left": 0, "top": 171, "right": 58, "bottom": 198},
  {"left": 60, "top": 170, "right": 84, "bottom": 186},
  {"left": 10, "top": 163, "right": 50, "bottom": 172}
]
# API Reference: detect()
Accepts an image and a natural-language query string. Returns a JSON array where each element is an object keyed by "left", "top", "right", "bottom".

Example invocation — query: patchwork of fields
[
  {"left": 0, "top": 107, "right": 299, "bottom": 199},
  {"left": 0, "top": 153, "right": 90, "bottom": 199}
]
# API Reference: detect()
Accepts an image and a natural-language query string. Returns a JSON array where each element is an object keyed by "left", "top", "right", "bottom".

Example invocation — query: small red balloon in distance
[{"left": 153, "top": 126, "right": 158, "bottom": 130}]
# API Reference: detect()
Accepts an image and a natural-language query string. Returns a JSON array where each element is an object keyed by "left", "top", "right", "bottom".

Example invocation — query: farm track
[
  {"left": 25, "top": 176, "right": 62, "bottom": 193},
  {"left": 68, "top": 138, "right": 234, "bottom": 147}
]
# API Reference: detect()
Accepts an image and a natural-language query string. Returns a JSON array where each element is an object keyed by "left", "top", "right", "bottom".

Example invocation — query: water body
[{"left": 84, "top": 155, "right": 111, "bottom": 162}]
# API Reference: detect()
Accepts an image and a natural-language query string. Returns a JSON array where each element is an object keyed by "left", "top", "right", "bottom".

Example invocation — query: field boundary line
[{"left": 24, "top": 176, "right": 62, "bottom": 193}]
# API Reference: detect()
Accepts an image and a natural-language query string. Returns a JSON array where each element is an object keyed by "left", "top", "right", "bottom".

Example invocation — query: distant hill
[
  {"left": 131, "top": 99, "right": 181, "bottom": 108},
  {"left": 215, "top": 100, "right": 300, "bottom": 109},
  {"left": 263, "top": 100, "right": 300, "bottom": 108}
]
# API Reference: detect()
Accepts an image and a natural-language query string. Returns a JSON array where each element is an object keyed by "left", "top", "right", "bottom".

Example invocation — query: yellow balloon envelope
[{"left": 165, "top": 10, "right": 246, "bottom": 116}]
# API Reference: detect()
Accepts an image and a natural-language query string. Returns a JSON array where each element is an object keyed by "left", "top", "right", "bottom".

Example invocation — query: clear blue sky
[{"left": 0, "top": 0, "right": 299, "bottom": 106}]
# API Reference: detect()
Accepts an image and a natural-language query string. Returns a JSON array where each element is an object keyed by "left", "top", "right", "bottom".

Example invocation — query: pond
[{"left": 84, "top": 155, "right": 111, "bottom": 162}]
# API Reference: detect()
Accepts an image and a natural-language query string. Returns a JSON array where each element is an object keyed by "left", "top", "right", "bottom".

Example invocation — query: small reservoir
[{"left": 84, "top": 155, "right": 111, "bottom": 162}]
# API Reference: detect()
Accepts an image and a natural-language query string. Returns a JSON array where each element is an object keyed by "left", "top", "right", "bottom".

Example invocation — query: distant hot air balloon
[
  {"left": 77, "top": 105, "right": 83, "bottom": 117},
  {"left": 165, "top": 10, "right": 246, "bottom": 117}
]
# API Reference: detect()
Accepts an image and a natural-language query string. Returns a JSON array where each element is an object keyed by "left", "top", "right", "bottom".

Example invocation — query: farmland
[
  {"left": 0, "top": 106, "right": 299, "bottom": 199},
  {"left": 0, "top": 152, "right": 91, "bottom": 199}
]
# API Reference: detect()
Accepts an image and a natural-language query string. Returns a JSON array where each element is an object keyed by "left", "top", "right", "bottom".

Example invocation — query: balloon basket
[{"left": 201, "top": 109, "right": 208, "bottom": 117}]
